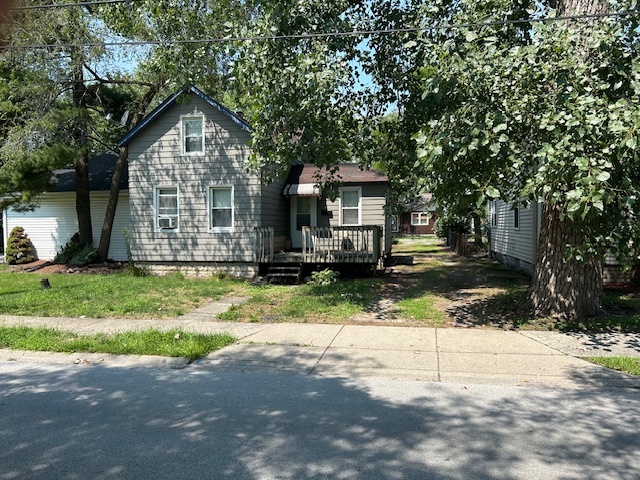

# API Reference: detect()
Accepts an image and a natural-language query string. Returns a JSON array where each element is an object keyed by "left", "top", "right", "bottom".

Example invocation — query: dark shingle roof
[
  {"left": 51, "top": 153, "right": 127, "bottom": 192},
  {"left": 285, "top": 164, "right": 388, "bottom": 185}
]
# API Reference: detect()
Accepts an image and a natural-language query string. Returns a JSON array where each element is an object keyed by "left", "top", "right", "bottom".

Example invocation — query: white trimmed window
[
  {"left": 339, "top": 187, "right": 361, "bottom": 226},
  {"left": 155, "top": 187, "right": 179, "bottom": 231},
  {"left": 209, "top": 186, "right": 234, "bottom": 232},
  {"left": 513, "top": 204, "right": 520, "bottom": 229},
  {"left": 181, "top": 115, "right": 204, "bottom": 155},
  {"left": 411, "top": 212, "right": 430, "bottom": 226},
  {"left": 489, "top": 200, "right": 497, "bottom": 227}
]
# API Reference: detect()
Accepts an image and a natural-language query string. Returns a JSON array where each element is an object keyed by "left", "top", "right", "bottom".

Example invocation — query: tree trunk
[
  {"left": 96, "top": 145, "right": 128, "bottom": 262},
  {"left": 71, "top": 47, "right": 92, "bottom": 247},
  {"left": 528, "top": 202, "right": 602, "bottom": 320},
  {"left": 527, "top": 0, "right": 607, "bottom": 320},
  {"left": 555, "top": 0, "right": 607, "bottom": 16},
  {"left": 96, "top": 84, "right": 160, "bottom": 262}
]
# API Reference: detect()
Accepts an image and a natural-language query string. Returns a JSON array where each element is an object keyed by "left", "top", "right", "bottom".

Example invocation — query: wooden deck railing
[
  {"left": 254, "top": 227, "right": 274, "bottom": 263},
  {"left": 302, "top": 226, "right": 381, "bottom": 264}
]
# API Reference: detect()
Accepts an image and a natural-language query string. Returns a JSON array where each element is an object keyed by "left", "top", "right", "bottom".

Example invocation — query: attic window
[{"left": 181, "top": 115, "right": 204, "bottom": 154}]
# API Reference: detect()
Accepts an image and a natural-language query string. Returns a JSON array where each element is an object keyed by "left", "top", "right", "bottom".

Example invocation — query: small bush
[
  {"left": 306, "top": 269, "right": 340, "bottom": 286},
  {"left": 54, "top": 233, "right": 98, "bottom": 266},
  {"left": 121, "top": 264, "right": 148, "bottom": 277},
  {"left": 5, "top": 226, "right": 37, "bottom": 265}
]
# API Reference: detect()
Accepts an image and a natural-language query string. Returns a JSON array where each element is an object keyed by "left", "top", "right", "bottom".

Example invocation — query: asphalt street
[{"left": 1, "top": 360, "right": 639, "bottom": 480}]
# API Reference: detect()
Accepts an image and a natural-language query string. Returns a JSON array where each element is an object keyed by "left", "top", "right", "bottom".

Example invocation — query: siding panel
[
  {"left": 489, "top": 200, "right": 536, "bottom": 272},
  {"left": 4, "top": 191, "right": 130, "bottom": 261},
  {"left": 127, "top": 94, "right": 262, "bottom": 264}
]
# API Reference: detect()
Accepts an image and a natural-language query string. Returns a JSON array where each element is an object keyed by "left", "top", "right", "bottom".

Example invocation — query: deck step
[{"left": 267, "top": 264, "right": 303, "bottom": 284}]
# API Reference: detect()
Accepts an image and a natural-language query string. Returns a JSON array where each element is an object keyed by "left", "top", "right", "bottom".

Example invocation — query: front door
[{"left": 290, "top": 196, "right": 317, "bottom": 249}]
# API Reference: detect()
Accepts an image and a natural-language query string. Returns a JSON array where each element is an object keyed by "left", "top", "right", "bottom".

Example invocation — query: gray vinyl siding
[
  {"left": 4, "top": 191, "right": 130, "bottom": 261},
  {"left": 260, "top": 177, "right": 287, "bottom": 236},
  {"left": 321, "top": 184, "right": 387, "bottom": 227},
  {"left": 489, "top": 199, "right": 538, "bottom": 273},
  {"left": 127, "top": 94, "right": 261, "bottom": 263},
  {"left": 321, "top": 183, "right": 392, "bottom": 256}
]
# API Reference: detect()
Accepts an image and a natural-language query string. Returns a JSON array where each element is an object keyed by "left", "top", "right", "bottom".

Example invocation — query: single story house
[
  {"left": 488, "top": 199, "right": 627, "bottom": 283},
  {"left": 398, "top": 193, "right": 438, "bottom": 235},
  {"left": 3, "top": 86, "right": 394, "bottom": 280},
  {"left": 2, "top": 153, "right": 130, "bottom": 262}
]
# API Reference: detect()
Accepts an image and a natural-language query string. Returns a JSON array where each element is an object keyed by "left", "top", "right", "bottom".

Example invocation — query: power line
[
  {"left": 11, "top": 0, "right": 132, "bottom": 11},
  {"left": 2, "top": 9, "right": 639, "bottom": 50}
]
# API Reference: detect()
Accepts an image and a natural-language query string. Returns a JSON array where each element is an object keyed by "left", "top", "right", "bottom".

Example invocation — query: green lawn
[
  {"left": 0, "top": 325, "right": 235, "bottom": 362},
  {"left": 0, "top": 271, "right": 247, "bottom": 318},
  {"left": 218, "top": 279, "right": 382, "bottom": 323},
  {"left": 585, "top": 356, "right": 640, "bottom": 377}
]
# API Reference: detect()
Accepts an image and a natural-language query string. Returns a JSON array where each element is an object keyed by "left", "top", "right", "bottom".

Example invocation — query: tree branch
[{"left": 83, "top": 63, "right": 155, "bottom": 87}]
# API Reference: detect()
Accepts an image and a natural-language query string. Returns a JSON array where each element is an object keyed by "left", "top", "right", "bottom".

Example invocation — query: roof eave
[{"left": 117, "top": 86, "right": 251, "bottom": 147}]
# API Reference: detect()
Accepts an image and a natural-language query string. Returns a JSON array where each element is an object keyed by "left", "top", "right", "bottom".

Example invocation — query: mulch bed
[{"left": 8, "top": 260, "right": 127, "bottom": 275}]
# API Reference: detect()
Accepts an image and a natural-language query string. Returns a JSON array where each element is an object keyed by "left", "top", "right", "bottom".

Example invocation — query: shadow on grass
[{"left": 390, "top": 238, "right": 640, "bottom": 332}]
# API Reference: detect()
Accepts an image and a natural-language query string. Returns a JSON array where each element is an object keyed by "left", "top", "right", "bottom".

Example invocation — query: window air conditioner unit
[{"left": 158, "top": 217, "right": 176, "bottom": 229}]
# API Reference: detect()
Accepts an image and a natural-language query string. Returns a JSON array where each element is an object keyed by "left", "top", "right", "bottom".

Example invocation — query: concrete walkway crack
[{"left": 308, "top": 325, "right": 344, "bottom": 375}]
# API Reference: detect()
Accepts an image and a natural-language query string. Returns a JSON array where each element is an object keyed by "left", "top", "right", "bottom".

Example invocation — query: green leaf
[
  {"left": 625, "top": 137, "right": 637, "bottom": 150},
  {"left": 596, "top": 171, "right": 610, "bottom": 182},
  {"left": 485, "top": 186, "right": 500, "bottom": 199},
  {"left": 493, "top": 123, "right": 507, "bottom": 133}
]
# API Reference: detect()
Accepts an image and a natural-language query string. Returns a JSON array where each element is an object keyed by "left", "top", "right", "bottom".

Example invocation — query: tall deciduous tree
[
  {"left": 231, "top": 0, "right": 368, "bottom": 183},
  {"left": 414, "top": 0, "right": 640, "bottom": 319}
]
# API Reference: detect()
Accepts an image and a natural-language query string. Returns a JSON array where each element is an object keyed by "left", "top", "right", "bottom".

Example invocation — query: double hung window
[
  {"left": 339, "top": 188, "right": 361, "bottom": 226},
  {"left": 156, "top": 187, "right": 179, "bottom": 230},
  {"left": 209, "top": 186, "right": 233, "bottom": 232},
  {"left": 181, "top": 115, "right": 204, "bottom": 155}
]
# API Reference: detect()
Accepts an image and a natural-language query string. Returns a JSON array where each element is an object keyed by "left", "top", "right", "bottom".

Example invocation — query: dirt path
[{"left": 348, "top": 237, "right": 531, "bottom": 327}]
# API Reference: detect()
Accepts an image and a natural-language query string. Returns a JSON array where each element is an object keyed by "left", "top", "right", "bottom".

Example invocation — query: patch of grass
[
  {"left": 395, "top": 294, "right": 445, "bottom": 325},
  {"left": 217, "top": 279, "right": 382, "bottom": 323},
  {"left": 0, "top": 272, "right": 248, "bottom": 318},
  {"left": 0, "top": 326, "right": 235, "bottom": 362},
  {"left": 585, "top": 356, "right": 640, "bottom": 376}
]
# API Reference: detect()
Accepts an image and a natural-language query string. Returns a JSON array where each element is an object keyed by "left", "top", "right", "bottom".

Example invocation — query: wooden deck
[{"left": 254, "top": 226, "right": 382, "bottom": 265}]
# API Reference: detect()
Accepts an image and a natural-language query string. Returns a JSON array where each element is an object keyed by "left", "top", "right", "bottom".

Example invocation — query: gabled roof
[
  {"left": 285, "top": 164, "right": 389, "bottom": 186},
  {"left": 51, "top": 153, "right": 127, "bottom": 192},
  {"left": 117, "top": 85, "right": 251, "bottom": 147}
]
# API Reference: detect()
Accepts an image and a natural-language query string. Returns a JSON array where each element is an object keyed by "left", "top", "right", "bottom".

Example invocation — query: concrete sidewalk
[{"left": 1, "top": 314, "right": 639, "bottom": 390}]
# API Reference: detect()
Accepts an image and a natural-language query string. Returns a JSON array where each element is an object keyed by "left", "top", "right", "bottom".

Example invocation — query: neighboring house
[
  {"left": 399, "top": 193, "right": 438, "bottom": 235},
  {"left": 2, "top": 153, "right": 130, "bottom": 262},
  {"left": 488, "top": 199, "right": 627, "bottom": 283},
  {"left": 487, "top": 199, "right": 540, "bottom": 275},
  {"left": 118, "top": 85, "right": 393, "bottom": 279}
]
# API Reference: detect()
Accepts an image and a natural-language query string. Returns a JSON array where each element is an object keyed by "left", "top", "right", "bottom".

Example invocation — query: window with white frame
[
  {"left": 209, "top": 186, "right": 234, "bottom": 231},
  {"left": 339, "top": 187, "right": 361, "bottom": 226},
  {"left": 155, "top": 187, "right": 179, "bottom": 230},
  {"left": 411, "top": 212, "right": 430, "bottom": 226},
  {"left": 513, "top": 204, "right": 520, "bottom": 229},
  {"left": 489, "top": 200, "right": 497, "bottom": 227},
  {"left": 181, "top": 115, "right": 204, "bottom": 155}
]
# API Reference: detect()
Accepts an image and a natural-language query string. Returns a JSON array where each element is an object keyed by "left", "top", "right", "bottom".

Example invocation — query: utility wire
[
  {"left": 2, "top": 9, "right": 639, "bottom": 50},
  {"left": 11, "top": 0, "right": 132, "bottom": 10}
]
